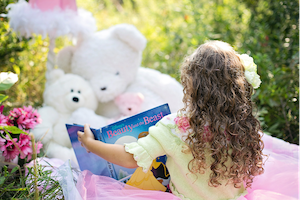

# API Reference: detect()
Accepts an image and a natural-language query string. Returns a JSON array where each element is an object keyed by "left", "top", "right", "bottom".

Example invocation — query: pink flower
[
  {"left": 0, "top": 137, "right": 5, "bottom": 147},
  {"left": 203, "top": 126, "right": 212, "bottom": 142},
  {"left": 8, "top": 106, "right": 41, "bottom": 130},
  {"left": 0, "top": 105, "right": 4, "bottom": 114},
  {"left": 18, "top": 134, "right": 31, "bottom": 146},
  {"left": 19, "top": 144, "right": 32, "bottom": 159},
  {"left": 0, "top": 113, "right": 8, "bottom": 126},
  {"left": 174, "top": 116, "right": 190, "bottom": 133},
  {"left": 18, "top": 134, "right": 32, "bottom": 159},
  {"left": 35, "top": 141, "right": 43, "bottom": 154},
  {"left": 1, "top": 138, "right": 20, "bottom": 162}
]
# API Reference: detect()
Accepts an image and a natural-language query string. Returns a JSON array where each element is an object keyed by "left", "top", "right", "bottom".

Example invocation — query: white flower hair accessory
[{"left": 238, "top": 54, "right": 261, "bottom": 89}]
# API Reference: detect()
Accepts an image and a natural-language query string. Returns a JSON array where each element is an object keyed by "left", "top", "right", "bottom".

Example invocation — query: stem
[
  {"left": 2, "top": 188, "right": 27, "bottom": 191},
  {"left": 39, "top": 129, "right": 50, "bottom": 143},
  {"left": 30, "top": 133, "right": 39, "bottom": 200}
]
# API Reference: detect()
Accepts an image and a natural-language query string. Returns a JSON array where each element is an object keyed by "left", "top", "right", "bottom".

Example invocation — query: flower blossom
[
  {"left": 174, "top": 116, "right": 190, "bottom": 133},
  {"left": 8, "top": 106, "right": 41, "bottom": 131},
  {"left": 1, "top": 138, "right": 20, "bottom": 162},
  {"left": 18, "top": 134, "right": 32, "bottom": 159},
  {"left": 0, "top": 72, "right": 18, "bottom": 91},
  {"left": 244, "top": 71, "right": 261, "bottom": 89},
  {"left": 238, "top": 54, "right": 261, "bottom": 89},
  {"left": 0, "top": 137, "right": 5, "bottom": 147},
  {"left": 0, "top": 105, "right": 8, "bottom": 127},
  {"left": 0, "top": 105, "right": 43, "bottom": 163},
  {"left": 0, "top": 113, "right": 8, "bottom": 126}
]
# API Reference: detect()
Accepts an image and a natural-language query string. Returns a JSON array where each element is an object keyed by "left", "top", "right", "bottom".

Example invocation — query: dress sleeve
[{"left": 124, "top": 125, "right": 167, "bottom": 172}]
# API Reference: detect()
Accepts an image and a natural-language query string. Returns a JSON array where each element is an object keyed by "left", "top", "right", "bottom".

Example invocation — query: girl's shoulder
[
  {"left": 158, "top": 112, "right": 191, "bottom": 141},
  {"left": 159, "top": 113, "right": 177, "bottom": 125}
]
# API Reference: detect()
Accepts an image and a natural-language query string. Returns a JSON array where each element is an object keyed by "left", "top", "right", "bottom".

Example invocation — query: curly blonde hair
[{"left": 180, "top": 41, "right": 264, "bottom": 188}]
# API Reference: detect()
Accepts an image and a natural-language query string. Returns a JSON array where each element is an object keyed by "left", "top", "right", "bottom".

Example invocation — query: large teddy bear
[
  {"left": 57, "top": 23, "right": 184, "bottom": 126},
  {"left": 32, "top": 69, "right": 105, "bottom": 164}
]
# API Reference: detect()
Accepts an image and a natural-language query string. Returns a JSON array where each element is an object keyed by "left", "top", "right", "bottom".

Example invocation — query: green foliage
[
  {"left": 0, "top": 163, "right": 63, "bottom": 199},
  {"left": 0, "top": 71, "right": 18, "bottom": 103},
  {"left": 0, "top": 125, "right": 28, "bottom": 135},
  {"left": 239, "top": 0, "right": 299, "bottom": 143},
  {"left": 0, "top": 1, "right": 29, "bottom": 72},
  {"left": 0, "top": 0, "right": 47, "bottom": 114}
]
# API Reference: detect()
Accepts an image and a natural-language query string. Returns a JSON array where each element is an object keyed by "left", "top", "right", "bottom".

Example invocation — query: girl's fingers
[
  {"left": 77, "top": 131, "right": 83, "bottom": 137},
  {"left": 83, "top": 124, "right": 95, "bottom": 139},
  {"left": 77, "top": 131, "right": 83, "bottom": 141},
  {"left": 84, "top": 124, "right": 91, "bottom": 132}
]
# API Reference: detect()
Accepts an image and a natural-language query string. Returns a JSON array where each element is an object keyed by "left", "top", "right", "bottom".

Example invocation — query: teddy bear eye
[
  {"left": 71, "top": 89, "right": 74, "bottom": 92},
  {"left": 115, "top": 71, "right": 120, "bottom": 75},
  {"left": 78, "top": 90, "right": 81, "bottom": 94}
]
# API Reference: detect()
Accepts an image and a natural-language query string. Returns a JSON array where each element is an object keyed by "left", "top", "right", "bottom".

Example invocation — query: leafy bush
[
  {"left": 240, "top": 0, "right": 299, "bottom": 144},
  {"left": 0, "top": 0, "right": 47, "bottom": 113}
]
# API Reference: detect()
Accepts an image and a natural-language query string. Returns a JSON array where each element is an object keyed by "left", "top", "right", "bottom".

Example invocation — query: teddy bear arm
[
  {"left": 32, "top": 106, "right": 59, "bottom": 144},
  {"left": 133, "top": 68, "right": 184, "bottom": 112}
]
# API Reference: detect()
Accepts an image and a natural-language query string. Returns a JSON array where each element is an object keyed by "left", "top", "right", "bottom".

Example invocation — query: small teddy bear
[
  {"left": 32, "top": 69, "right": 102, "bottom": 164},
  {"left": 106, "top": 92, "right": 144, "bottom": 124},
  {"left": 115, "top": 92, "right": 144, "bottom": 116}
]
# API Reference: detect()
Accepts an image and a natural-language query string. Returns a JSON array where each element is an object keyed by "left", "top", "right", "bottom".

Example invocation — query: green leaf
[
  {"left": 10, "top": 166, "right": 19, "bottom": 174},
  {"left": 0, "top": 72, "right": 18, "bottom": 91},
  {"left": 0, "top": 176, "right": 5, "bottom": 185},
  {"left": 268, "top": 122, "right": 280, "bottom": 132},
  {"left": 0, "top": 83, "right": 15, "bottom": 91},
  {"left": 1, "top": 126, "right": 28, "bottom": 135},
  {"left": 0, "top": 94, "right": 8, "bottom": 103},
  {"left": 6, "top": 181, "right": 15, "bottom": 188}
]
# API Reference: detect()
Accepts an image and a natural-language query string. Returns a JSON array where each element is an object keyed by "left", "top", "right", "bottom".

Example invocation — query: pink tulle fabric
[
  {"left": 71, "top": 134, "right": 299, "bottom": 200},
  {"left": 76, "top": 170, "right": 180, "bottom": 200},
  {"left": 53, "top": 134, "right": 298, "bottom": 200},
  {"left": 238, "top": 134, "right": 299, "bottom": 200},
  {"left": 29, "top": 0, "right": 77, "bottom": 11}
]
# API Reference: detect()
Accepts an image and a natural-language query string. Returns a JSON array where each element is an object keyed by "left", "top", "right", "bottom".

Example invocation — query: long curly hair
[{"left": 180, "top": 41, "right": 264, "bottom": 188}]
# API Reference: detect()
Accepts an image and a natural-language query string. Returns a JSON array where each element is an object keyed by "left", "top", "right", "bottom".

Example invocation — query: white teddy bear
[
  {"left": 32, "top": 69, "right": 105, "bottom": 164},
  {"left": 57, "top": 23, "right": 184, "bottom": 125}
]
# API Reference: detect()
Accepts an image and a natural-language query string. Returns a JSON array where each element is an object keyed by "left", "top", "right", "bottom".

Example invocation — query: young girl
[{"left": 76, "top": 41, "right": 288, "bottom": 200}]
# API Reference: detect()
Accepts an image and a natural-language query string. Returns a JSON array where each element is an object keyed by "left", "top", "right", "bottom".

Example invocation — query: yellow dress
[{"left": 126, "top": 158, "right": 169, "bottom": 191}]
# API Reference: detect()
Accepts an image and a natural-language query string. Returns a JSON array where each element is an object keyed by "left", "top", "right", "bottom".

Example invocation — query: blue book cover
[
  {"left": 66, "top": 103, "right": 171, "bottom": 190},
  {"left": 66, "top": 124, "right": 111, "bottom": 177}
]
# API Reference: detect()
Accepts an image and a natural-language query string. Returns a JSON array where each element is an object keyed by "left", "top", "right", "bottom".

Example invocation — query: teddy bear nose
[
  {"left": 73, "top": 97, "right": 79, "bottom": 102},
  {"left": 128, "top": 108, "right": 132, "bottom": 111},
  {"left": 101, "top": 87, "right": 107, "bottom": 91}
]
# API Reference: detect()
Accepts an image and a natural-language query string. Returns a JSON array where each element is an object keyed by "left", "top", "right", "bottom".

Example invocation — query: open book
[{"left": 66, "top": 104, "right": 171, "bottom": 191}]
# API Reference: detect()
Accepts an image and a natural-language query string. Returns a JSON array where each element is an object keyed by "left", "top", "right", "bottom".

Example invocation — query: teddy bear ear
[
  {"left": 56, "top": 46, "right": 76, "bottom": 73},
  {"left": 137, "top": 93, "right": 144, "bottom": 103},
  {"left": 110, "top": 24, "right": 147, "bottom": 52},
  {"left": 48, "top": 69, "right": 65, "bottom": 85},
  {"left": 114, "top": 95, "right": 122, "bottom": 105}
]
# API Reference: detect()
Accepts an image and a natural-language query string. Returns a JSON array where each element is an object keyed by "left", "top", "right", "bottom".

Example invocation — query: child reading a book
[{"left": 77, "top": 41, "right": 296, "bottom": 200}]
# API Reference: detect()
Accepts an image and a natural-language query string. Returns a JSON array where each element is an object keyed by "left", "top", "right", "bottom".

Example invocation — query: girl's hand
[{"left": 77, "top": 124, "right": 95, "bottom": 153}]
